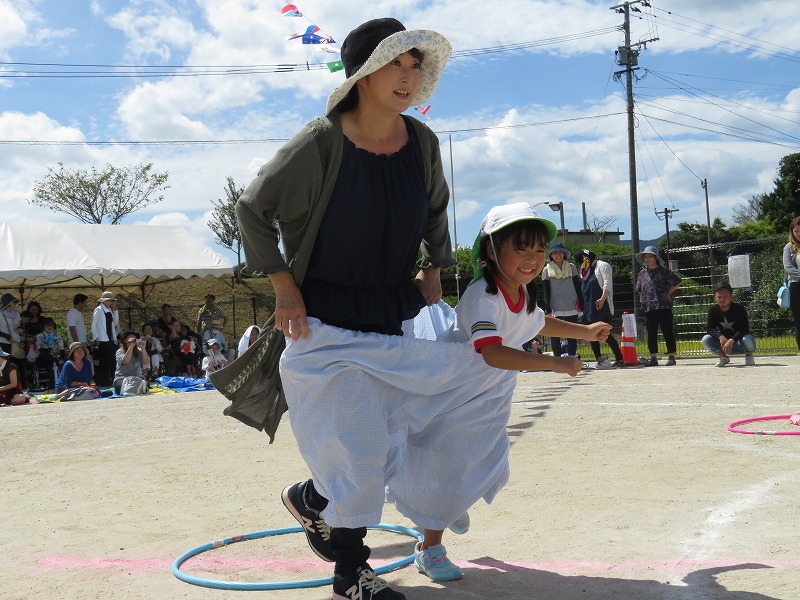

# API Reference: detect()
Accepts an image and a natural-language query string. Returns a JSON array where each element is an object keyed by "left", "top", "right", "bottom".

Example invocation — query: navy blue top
[
  {"left": 302, "top": 118, "right": 428, "bottom": 334},
  {"left": 56, "top": 360, "right": 94, "bottom": 393}
]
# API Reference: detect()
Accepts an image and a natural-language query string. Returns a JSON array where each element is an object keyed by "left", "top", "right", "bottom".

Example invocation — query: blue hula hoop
[{"left": 172, "top": 523, "right": 422, "bottom": 591}]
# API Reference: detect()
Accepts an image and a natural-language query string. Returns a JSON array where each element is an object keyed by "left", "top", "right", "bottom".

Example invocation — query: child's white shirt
[{"left": 439, "top": 277, "right": 545, "bottom": 353}]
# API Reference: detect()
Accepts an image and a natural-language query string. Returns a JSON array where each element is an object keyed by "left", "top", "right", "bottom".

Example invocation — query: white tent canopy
[{"left": 0, "top": 222, "right": 233, "bottom": 300}]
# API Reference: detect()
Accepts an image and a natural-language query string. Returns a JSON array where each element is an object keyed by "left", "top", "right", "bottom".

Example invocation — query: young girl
[{"left": 427, "top": 203, "right": 611, "bottom": 576}]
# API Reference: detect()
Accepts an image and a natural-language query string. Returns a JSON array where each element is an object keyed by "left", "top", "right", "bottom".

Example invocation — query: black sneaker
[
  {"left": 281, "top": 481, "right": 334, "bottom": 562},
  {"left": 333, "top": 566, "right": 405, "bottom": 600}
]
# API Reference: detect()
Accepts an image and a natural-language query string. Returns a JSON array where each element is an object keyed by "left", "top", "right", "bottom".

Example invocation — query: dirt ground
[{"left": 3, "top": 354, "right": 799, "bottom": 600}]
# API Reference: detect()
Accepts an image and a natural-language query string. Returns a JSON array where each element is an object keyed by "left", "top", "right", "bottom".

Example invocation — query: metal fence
[{"left": 443, "top": 236, "right": 797, "bottom": 358}]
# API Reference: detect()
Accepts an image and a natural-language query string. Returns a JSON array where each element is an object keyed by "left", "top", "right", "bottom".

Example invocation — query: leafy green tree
[
  {"left": 29, "top": 162, "right": 169, "bottom": 224},
  {"left": 760, "top": 152, "right": 800, "bottom": 231}
]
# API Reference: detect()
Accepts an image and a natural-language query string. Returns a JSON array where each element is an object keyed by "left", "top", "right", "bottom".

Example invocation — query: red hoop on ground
[{"left": 727, "top": 415, "right": 800, "bottom": 436}]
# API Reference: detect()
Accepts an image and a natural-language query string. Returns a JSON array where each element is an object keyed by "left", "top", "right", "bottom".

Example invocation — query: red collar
[{"left": 490, "top": 272, "right": 525, "bottom": 313}]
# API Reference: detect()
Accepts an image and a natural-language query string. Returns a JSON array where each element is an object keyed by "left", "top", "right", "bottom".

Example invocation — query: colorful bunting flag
[
  {"left": 327, "top": 60, "right": 344, "bottom": 73},
  {"left": 281, "top": 4, "right": 302, "bottom": 17}
]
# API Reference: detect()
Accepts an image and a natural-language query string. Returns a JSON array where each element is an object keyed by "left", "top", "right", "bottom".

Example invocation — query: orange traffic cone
[{"left": 620, "top": 311, "right": 639, "bottom": 366}]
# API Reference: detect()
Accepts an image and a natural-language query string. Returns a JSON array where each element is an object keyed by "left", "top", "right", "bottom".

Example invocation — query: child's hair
[
  {"left": 789, "top": 216, "right": 800, "bottom": 254},
  {"left": 477, "top": 219, "right": 551, "bottom": 314}
]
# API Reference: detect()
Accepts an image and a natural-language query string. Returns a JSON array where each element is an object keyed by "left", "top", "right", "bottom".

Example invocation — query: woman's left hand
[{"left": 415, "top": 267, "right": 442, "bottom": 306}]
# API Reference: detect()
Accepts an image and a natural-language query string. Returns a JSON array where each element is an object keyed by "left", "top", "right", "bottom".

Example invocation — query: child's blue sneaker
[
  {"left": 448, "top": 512, "right": 470, "bottom": 535},
  {"left": 414, "top": 542, "right": 463, "bottom": 581}
]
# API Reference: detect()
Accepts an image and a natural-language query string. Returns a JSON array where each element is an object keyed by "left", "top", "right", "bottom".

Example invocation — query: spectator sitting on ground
[
  {"left": 157, "top": 303, "right": 177, "bottom": 339},
  {"left": 55, "top": 342, "right": 93, "bottom": 393},
  {"left": 113, "top": 330, "right": 150, "bottom": 396},
  {"left": 173, "top": 322, "right": 198, "bottom": 378},
  {"left": 66, "top": 294, "right": 89, "bottom": 346},
  {"left": 34, "top": 318, "right": 65, "bottom": 375},
  {"left": 237, "top": 325, "right": 260, "bottom": 358},
  {"left": 201, "top": 339, "right": 228, "bottom": 379},
  {"left": 195, "top": 293, "right": 227, "bottom": 336},
  {"left": 0, "top": 347, "right": 28, "bottom": 405},
  {"left": 140, "top": 323, "right": 163, "bottom": 380},
  {"left": 702, "top": 280, "right": 756, "bottom": 367},
  {"left": 201, "top": 321, "right": 234, "bottom": 363}
]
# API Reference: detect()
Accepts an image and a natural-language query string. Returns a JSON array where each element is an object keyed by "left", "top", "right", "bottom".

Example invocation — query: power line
[{"left": 0, "top": 112, "right": 627, "bottom": 146}]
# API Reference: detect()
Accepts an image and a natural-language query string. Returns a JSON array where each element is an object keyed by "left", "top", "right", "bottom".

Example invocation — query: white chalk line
[{"left": 680, "top": 471, "right": 798, "bottom": 560}]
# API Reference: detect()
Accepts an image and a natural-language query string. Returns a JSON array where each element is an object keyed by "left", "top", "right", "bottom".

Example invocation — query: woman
[
  {"left": 0, "top": 347, "right": 27, "bottom": 405},
  {"left": 236, "top": 325, "right": 260, "bottom": 357},
  {"left": 24, "top": 301, "right": 45, "bottom": 338},
  {"left": 575, "top": 249, "right": 625, "bottom": 368},
  {"left": 113, "top": 330, "right": 149, "bottom": 396},
  {"left": 635, "top": 246, "right": 681, "bottom": 366},
  {"left": 541, "top": 242, "right": 582, "bottom": 357},
  {"left": 56, "top": 342, "right": 93, "bottom": 393},
  {"left": 234, "top": 18, "right": 454, "bottom": 598},
  {"left": 0, "top": 293, "right": 26, "bottom": 382},
  {"left": 783, "top": 216, "right": 800, "bottom": 351}
]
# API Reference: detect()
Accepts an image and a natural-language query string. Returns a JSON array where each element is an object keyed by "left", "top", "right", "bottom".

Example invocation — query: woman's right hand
[{"left": 270, "top": 272, "right": 309, "bottom": 340}]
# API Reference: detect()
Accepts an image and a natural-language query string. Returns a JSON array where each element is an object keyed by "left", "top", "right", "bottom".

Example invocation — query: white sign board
[{"left": 727, "top": 254, "right": 751, "bottom": 289}]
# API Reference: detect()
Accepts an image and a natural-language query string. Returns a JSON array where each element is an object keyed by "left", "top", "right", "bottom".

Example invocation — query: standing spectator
[
  {"left": 55, "top": 342, "right": 93, "bottom": 393},
  {"left": 23, "top": 300, "right": 45, "bottom": 343},
  {"left": 113, "top": 330, "right": 150, "bottom": 395},
  {"left": 702, "top": 281, "right": 756, "bottom": 367},
  {"left": 196, "top": 294, "right": 227, "bottom": 336},
  {"left": 0, "top": 293, "right": 26, "bottom": 382},
  {"left": 66, "top": 294, "right": 89, "bottom": 345},
  {"left": 91, "top": 291, "right": 120, "bottom": 386},
  {"left": 541, "top": 242, "right": 582, "bottom": 357},
  {"left": 0, "top": 347, "right": 28, "bottom": 406},
  {"left": 783, "top": 216, "right": 800, "bottom": 351},
  {"left": 635, "top": 246, "right": 682, "bottom": 366},
  {"left": 574, "top": 250, "right": 624, "bottom": 368},
  {"left": 237, "top": 325, "right": 260, "bottom": 358}
]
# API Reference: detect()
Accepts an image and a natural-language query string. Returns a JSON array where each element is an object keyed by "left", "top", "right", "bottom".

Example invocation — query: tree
[
  {"left": 731, "top": 193, "right": 766, "bottom": 225},
  {"left": 760, "top": 152, "right": 800, "bottom": 231},
  {"left": 29, "top": 162, "right": 169, "bottom": 224},
  {"left": 208, "top": 177, "right": 244, "bottom": 280},
  {"left": 586, "top": 212, "right": 619, "bottom": 243}
]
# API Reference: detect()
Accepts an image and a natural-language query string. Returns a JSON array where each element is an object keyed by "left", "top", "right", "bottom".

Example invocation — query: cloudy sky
[{"left": 1, "top": 0, "right": 799, "bottom": 263}]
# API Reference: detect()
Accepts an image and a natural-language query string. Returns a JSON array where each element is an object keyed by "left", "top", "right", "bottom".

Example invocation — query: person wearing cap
[
  {"left": 234, "top": 17, "right": 454, "bottom": 598},
  {"left": 55, "top": 341, "right": 94, "bottom": 393},
  {"left": 113, "top": 330, "right": 150, "bottom": 395},
  {"left": 702, "top": 281, "right": 756, "bottom": 367},
  {"left": 91, "top": 291, "right": 120, "bottom": 386},
  {"left": 201, "top": 321, "right": 234, "bottom": 363},
  {"left": 201, "top": 338, "right": 228, "bottom": 379},
  {"left": 574, "top": 249, "right": 625, "bottom": 368},
  {"left": 0, "top": 347, "right": 28, "bottom": 405},
  {"left": 635, "top": 246, "right": 682, "bottom": 367},
  {"left": 541, "top": 242, "right": 583, "bottom": 357},
  {"left": 782, "top": 216, "right": 800, "bottom": 350},
  {"left": 196, "top": 294, "right": 227, "bottom": 336},
  {"left": 437, "top": 202, "right": 610, "bottom": 556}
]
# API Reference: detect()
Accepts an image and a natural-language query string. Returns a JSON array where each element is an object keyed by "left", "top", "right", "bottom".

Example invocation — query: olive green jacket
[{"left": 210, "top": 111, "right": 454, "bottom": 441}]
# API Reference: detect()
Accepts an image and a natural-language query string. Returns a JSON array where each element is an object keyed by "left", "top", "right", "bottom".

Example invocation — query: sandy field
[{"left": 2, "top": 354, "right": 799, "bottom": 600}]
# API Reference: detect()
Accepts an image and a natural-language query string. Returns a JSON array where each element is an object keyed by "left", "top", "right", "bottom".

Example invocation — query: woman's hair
[
  {"left": 337, "top": 48, "right": 424, "bottom": 113},
  {"left": 789, "top": 216, "right": 800, "bottom": 254},
  {"left": 27, "top": 300, "right": 42, "bottom": 315},
  {"left": 477, "top": 219, "right": 551, "bottom": 314},
  {"left": 120, "top": 334, "right": 140, "bottom": 358}
]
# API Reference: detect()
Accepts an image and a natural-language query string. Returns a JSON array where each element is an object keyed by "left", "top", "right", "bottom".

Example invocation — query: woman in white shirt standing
[{"left": 91, "top": 291, "right": 120, "bottom": 386}]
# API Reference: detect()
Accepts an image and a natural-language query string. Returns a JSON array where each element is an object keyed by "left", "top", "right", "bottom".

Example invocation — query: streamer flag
[{"left": 281, "top": 4, "right": 302, "bottom": 17}]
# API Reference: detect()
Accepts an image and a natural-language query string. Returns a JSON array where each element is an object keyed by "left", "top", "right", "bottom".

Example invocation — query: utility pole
[
  {"left": 611, "top": 0, "right": 657, "bottom": 319},
  {"left": 655, "top": 207, "right": 679, "bottom": 264},
  {"left": 702, "top": 178, "right": 716, "bottom": 286}
]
